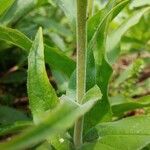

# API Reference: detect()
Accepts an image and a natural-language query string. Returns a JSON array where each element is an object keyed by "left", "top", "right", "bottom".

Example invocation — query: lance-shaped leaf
[
  {"left": 67, "top": 0, "right": 130, "bottom": 133},
  {"left": 106, "top": 7, "right": 150, "bottom": 64},
  {"left": 84, "top": 0, "right": 130, "bottom": 132},
  {"left": 110, "top": 95, "right": 150, "bottom": 116},
  {"left": 85, "top": 0, "right": 123, "bottom": 96},
  {"left": 0, "top": 26, "right": 75, "bottom": 77},
  {"left": 87, "top": 0, "right": 124, "bottom": 43},
  {"left": 0, "top": 0, "right": 15, "bottom": 16},
  {"left": 0, "top": 99, "right": 98, "bottom": 150},
  {"left": 0, "top": 121, "right": 32, "bottom": 137},
  {"left": 87, "top": 0, "right": 129, "bottom": 45},
  {"left": 27, "top": 28, "right": 59, "bottom": 122},
  {"left": 83, "top": 116, "right": 150, "bottom": 150}
]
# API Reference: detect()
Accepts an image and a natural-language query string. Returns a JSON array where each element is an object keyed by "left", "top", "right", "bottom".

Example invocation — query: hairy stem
[{"left": 74, "top": 0, "right": 88, "bottom": 148}]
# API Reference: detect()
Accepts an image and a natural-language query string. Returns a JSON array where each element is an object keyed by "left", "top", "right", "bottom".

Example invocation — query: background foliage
[{"left": 0, "top": 0, "right": 150, "bottom": 149}]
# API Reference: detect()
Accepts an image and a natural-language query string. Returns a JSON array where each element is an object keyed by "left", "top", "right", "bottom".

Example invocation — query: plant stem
[
  {"left": 74, "top": 0, "right": 88, "bottom": 148},
  {"left": 88, "top": 0, "right": 94, "bottom": 18}
]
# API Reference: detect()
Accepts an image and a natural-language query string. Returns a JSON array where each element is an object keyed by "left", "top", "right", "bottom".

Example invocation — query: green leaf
[
  {"left": 106, "top": 7, "right": 150, "bottom": 64},
  {"left": 0, "top": 105, "right": 29, "bottom": 125},
  {"left": 0, "top": 26, "right": 75, "bottom": 77},
  {"left": 64, "top": 85, "right": 102, "bottom": 103},
  {"left": 0, "top": 0, "right": 51, "bottom": 25},
  {"left": 52, "top": 0, "right": 76, "bottom": 27},
  {"left": 87, "top": 0, "right": 118, "bottom": 43},
  {"left": 83, "top": 116, "right": 150, "bottom": 150},
  {"left": 0, "top": 25, "right": 31, "bottom": 50},
  {"left": 36, "top": 141, "right": 53, "bottom": 150},
  {"left": 0, "top": 121, "right": 32, "bottom": 137},
  {"left": 85, "top": 0, "right": 124, "bottom": 93},
  {"left": 47, "top": 32, "right": 67, "bottom": 51},
  {"left": 67, "top": 0, "right": 130, "bottom": 133},
  {"left": 88, "top": 0, "right": 129, "bottom": 46},
  {"left": 0, "top": 0, "right": 34, "bottom": 25},
  {"left": 130, "top": 0, "right": 150, "bottom": 9},
  {"left": 27, "top": 28, "right": 59, "bottom": 123},
  {"left": 83, "top": 85, "right": 103, "bottom": 132},
  {"left": 143, "top": 143, "right": 150, "bottom": 150},
  {"left": 0, "top": 0, "right": 15, "bottom": 16},
  {"left": 52, "top": 69, "right": 68, "bottom": 93},
  {"left": 82, "top": 85, "right": 102, "bottom": 103},
  {"left": 0, "top": 99, "right": 98, "bottom": 150},
  {"left": 84, "top": 0, "right": 130, "bottom": 131},
  {"left": 110, "top": 95, "right": 150, "bottom": 116}
]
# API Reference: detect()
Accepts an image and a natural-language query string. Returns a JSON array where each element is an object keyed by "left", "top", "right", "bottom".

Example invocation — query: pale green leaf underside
[
  {"left": 82, "top": 85, "right": 102, "bottom": 103},
  {"left": 27, "top": 28, "right": 59, "bottom": 123}
]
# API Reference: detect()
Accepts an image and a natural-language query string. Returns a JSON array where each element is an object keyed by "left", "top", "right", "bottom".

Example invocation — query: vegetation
[{"left": 0, "top": 0, "right": 150, "bottom": 149}]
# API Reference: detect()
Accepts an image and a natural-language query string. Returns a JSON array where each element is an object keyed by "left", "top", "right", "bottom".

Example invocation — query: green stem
[
  {"left": 74, "top": 0, "right": 88, "bottom": 148},
  {"left": 88, "top": 0, "right": 94, "bottom": 18}
]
